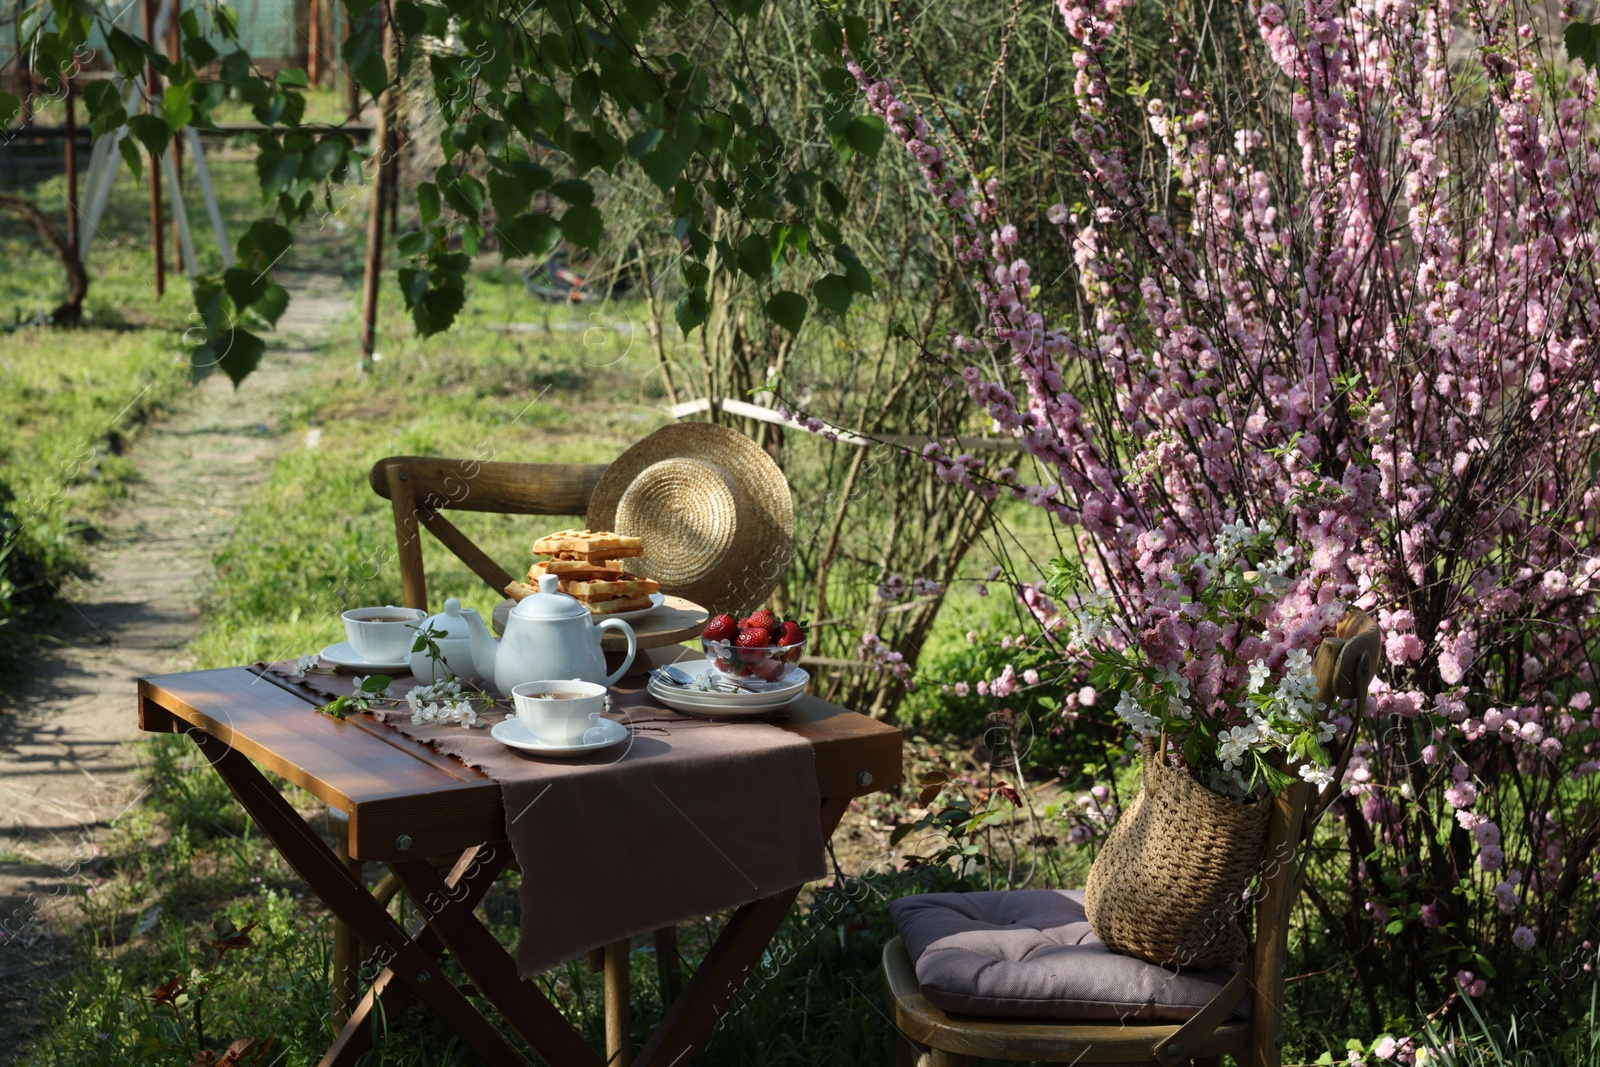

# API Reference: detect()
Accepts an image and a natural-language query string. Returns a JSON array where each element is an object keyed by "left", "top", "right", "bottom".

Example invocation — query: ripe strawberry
[
  {"left": 735, "top": 627, "right": 771, "bottom": 649},
  {"left": 734, "top": 625, "right": 772, "bottom": 666},
  {"left": 702, "top": 613, "right": 738, "bottom": 642},
  {"left": 741, "top": 609, "right": 777, "bottom": 632},
  {"left": 752, "top": 656, "right": 786, "bottom": 682},
  {"left": 776, "top": 621, "right": 805, "bottom": 647}
]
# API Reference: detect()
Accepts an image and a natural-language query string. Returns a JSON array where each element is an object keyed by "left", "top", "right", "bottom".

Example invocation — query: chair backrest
[{"left": 368, "top": 455, "right": 610, "bottom": 610}]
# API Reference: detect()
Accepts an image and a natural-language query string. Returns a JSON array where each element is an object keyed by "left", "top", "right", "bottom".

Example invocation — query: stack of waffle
[{"left": 503, "top": 530, "right": 660, "bottom": 615}]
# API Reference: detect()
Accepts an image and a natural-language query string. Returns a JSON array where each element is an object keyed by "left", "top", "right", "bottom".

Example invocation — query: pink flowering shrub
[{"left": 848, "top": 0, "right": 1600, "bottom": 1031}]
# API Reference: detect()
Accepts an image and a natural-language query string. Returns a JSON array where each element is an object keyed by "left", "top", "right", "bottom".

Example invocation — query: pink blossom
[{"left": 1512, "top": 926, "right": 1536, "bottom": 951}]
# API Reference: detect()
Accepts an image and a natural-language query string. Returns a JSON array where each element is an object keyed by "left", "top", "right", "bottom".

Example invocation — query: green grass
[{"left": 0, "top": 198, "right": 192, "bottom": 656}]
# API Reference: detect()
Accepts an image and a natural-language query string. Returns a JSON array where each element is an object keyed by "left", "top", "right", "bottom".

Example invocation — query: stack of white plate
[{"left": 647, "top": 658, "right": 809, "bottom": 718}]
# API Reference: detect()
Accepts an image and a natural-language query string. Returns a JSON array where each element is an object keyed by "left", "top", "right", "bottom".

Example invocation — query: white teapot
[
  {"left": 407, "top": 597, "right": 483, "bottom": 686},
  {"left": 461, "top": 574, "right": 637, "bottom": 694}
]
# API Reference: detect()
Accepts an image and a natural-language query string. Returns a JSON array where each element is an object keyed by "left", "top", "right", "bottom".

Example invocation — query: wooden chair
[
  {"left": 882, "top": 781, "right": 1311, "bottom": 1067},
  {"left": 348, "top": 452, "right": 681, "bottom": 1066},
  {"left": 368, "top": 454, "right": 609, "bottom": 613}
]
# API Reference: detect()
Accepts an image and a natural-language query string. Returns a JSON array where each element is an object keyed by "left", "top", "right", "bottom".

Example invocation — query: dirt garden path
[{"left": 0, "top": 270, "right": 351, "bottom": 1040}]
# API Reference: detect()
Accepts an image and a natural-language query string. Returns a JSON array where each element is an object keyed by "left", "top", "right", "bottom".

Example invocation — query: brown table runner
[{"left": 257, "top": 661, "right": 826, "bottom": 978}]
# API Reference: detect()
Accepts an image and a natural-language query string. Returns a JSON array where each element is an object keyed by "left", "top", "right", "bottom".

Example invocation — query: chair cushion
[{"left": 888, "top": 889, "right": 1251, "bottom": 1023}]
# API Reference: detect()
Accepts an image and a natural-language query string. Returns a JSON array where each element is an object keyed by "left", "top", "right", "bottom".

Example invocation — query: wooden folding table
[{"left": 136, "top": 660, "right": 903, "bottom": 1066}]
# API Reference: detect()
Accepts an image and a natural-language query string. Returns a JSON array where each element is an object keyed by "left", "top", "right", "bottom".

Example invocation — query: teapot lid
[
  {"left": 507, "top": 573, "right": 591, "bottom": 621},
  {"left": 418, "top": 597, "right": 473, "bottom": 639}
]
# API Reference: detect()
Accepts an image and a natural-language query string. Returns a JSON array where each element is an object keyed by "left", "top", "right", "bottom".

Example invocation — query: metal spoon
[
  {"left": 652, "top": 665, "right": 743, "bottom": 693},
  {"left": 656, "top": 663, "right": 699, "bottom": 686}
]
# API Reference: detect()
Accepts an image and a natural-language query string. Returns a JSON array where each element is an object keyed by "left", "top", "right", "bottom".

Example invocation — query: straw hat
[{"left": 586, "top": 423, "right": 794, "bottom": 614}]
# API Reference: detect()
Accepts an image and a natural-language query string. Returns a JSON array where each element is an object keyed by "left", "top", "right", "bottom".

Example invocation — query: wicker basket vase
[{"left": 1084, "top": 738, "right": 1272, "bottom": 969}]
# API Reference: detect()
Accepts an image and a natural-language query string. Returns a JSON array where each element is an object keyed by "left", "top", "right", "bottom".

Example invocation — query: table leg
[
  {"left": 633, "top": 796, "right": 853, "bottom": 1067},
  {"left": 604, "top": 939, "right": 632, "bottom": 1066},
  {"left": 331, "top": 829, "right": 363, "bottom": 1027},
  {"left": 653, "top": 926, "right": 683, "bottom": 1005},
  {"left": 323, "top": 845, "right": 512, "bottom": 1066},
  {"left": 201, "top": 739, "right": 535, "bottom": 1067},
  {"left": 387, "top": 858, "right": 606, "bottom": 1067}
]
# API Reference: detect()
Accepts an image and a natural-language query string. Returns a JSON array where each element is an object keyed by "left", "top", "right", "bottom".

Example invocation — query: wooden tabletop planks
[{"left": 139, "top": 665, "right": 902, "bottom": 862}]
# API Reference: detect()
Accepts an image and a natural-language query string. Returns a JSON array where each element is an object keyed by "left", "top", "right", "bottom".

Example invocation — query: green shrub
[{"left": 900, "top": 608, "right": 1120, "bottom": 783}]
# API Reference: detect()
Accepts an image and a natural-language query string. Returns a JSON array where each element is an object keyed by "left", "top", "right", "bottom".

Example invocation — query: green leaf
[
  {"left": 812, "top": 274, "right": 851, "bottom": 317},
  {"left": 1566, "top": 21, "right": 1600, "bottom": 68},
  {"left": 303, "top": 137, "right": 347, "bottom": 180},
  {"left": 217, "top": 327, "right": 266, "bottom": 387},
  {"left": 0, "top": 92, "right": 20, "bottom": 129},
  {"left": 441, "top": 173, "right": 486, "bottom": 218},
  {"left": 764, "top": 291, "right": 807, "bottom": 335},
  {"left": 256, "top": 149, "right": 300, "bottom": 197},
  {"left": 413, "top": 284, "right": 466, "bottom": 336},
  {"left": 567, "top": 129, "right": 623, "bottom": 174},
  {"left": 396, "top": 229, "right": 431, "bottom": 257},
  {"left": 736, "top": 233, "right": 772, "bottom": 279},
  {"left": 251, "top": 284, "right": 290, "bottom": 328},
  {"left": 495, "top": 213, "right": 561, "bottom": 260},
  {"left": 276, "top": 68, "right": 309, "bottom": 89},
  {"left": 237, "top": 220, "right": 293, "bottom": 272},
  {"left": 783, "top": 170, "right": 818, "bottom": 207},
  {"left": 126, "top": 114, "right": 170, "bottom": 157},
  {"left": 843, "top": 14, "right": 869, "bottom": 53},
  {"left": 162, "top": 81, "right": 194, "bottom": 129},
  {"left": 487, "top": 171, "right": 530, "bottom": 218},
  {"left": 810, "top": 21, "right": 840, "bottom": 55},
  {"left": 394, "top": 0, "right": 428, "bottom": 36},
  {"left": 359, "top": 674, "right": 393, "bottom": 694},
  {"left": 550, "top": 178, "right": 594, "bottom": 207},
  {"left": 183, "top": 36, "right": 219, "bottom": 66},
  {"left": 118, "top": 136, "right": 143, "bottom": 179},
  {"left": 674, "top": 288, "right": 709, "bottom": 334},
  {"left": 316, "top": 695, "right": 354, "bottom": 720},
  {"left": 342, "top": 27, "right": 388, "bottom": 99},
  {"left": 537, "top": 31, "right": 572, "bottom": 74},
  {"left": 626, "top": 127, "right": 664, "bottom": 158},
  {"left": 399, "top": 266, "right": 429, "bottom": 308},
  {"left": 524, "top": 82, "right": 564, "bottom": 135},
  {"left": 836, "top": 244, "right": 874, "bottom": 294},
  {"left": 637, "top": 148, "right": 683, "bottom": 194},
  {"left": 844, "top": 115, "right": 887, "bottom": 159},
  {"left": 82, "top": 82, "right": 126, "bottom": 136},
  {"left": 560, "top": 204, "right": 603, "bottom": 249},
  {"left": 223, "top": 266, "right": 268, "bottom": 310},
  {"left": 106, "top": 27, "right": 150, "bottom": 79},
  {"left": 417, "top": 182, "right": 441, "bottom": 226}
]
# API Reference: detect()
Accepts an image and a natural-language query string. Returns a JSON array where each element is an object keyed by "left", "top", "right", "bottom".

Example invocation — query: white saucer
[
  {"left": 655, "top": 659, "right": 809, "bottom": 704},
  {"left": 491, "top": 715, "right": 629, "bottom": 757},
  {"left": 319, "top": 641, "right": 413, "bottom": 673},
  {"left": 647, "top": 685, "right": 804, "bottom": 718},
  {"left": 591, "top": 593, "right": 664, "bottom": 622}
]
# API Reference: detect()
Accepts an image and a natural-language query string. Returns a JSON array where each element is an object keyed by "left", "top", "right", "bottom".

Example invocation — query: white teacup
[
  {"left": 511, "top": 680, "right": 609, "bottom": 745},
  {"left": 342, "top": 606, "right": 427, "bottom": 662}
]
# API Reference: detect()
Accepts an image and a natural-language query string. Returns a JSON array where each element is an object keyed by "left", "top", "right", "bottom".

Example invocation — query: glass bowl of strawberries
[{"left": 700, "top": 610, "right": 806, "bottom": 687}]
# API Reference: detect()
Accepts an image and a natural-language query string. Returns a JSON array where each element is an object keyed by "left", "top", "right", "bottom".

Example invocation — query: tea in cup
[
  {"left": 342, "top": 606, "right": 427, "bottom": 662},
  {"left": 511, "top": 680, "right": 609, "bottom": 744}
]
